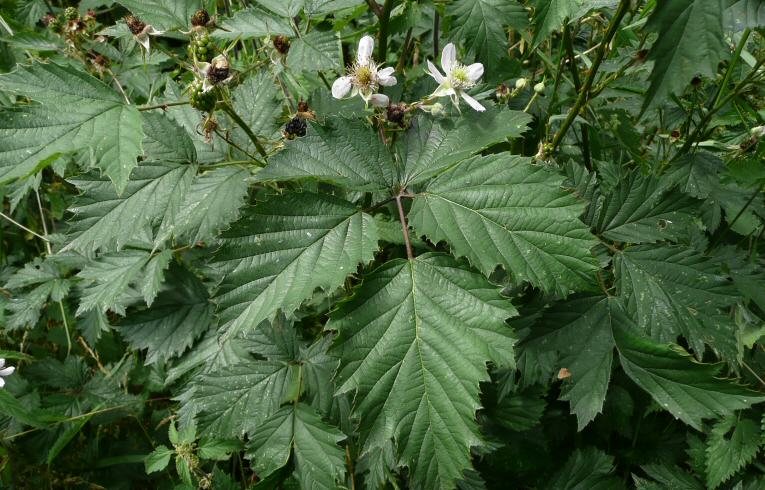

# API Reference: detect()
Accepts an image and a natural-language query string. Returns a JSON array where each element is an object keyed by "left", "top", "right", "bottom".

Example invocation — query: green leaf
[
  {"left": 615, "top": 245, "right": 740, "bottom": 359},
  {"left": 212, "top": 192, "right": 378, "bottom": 340},
  {"left": 410, "top": 154, "right": 598, "bottom": 295},
  {"left": 638, "top": 464, "right": 702, "bottom": 490},
  {"left": 76, "top": 250, "right": 151, "bottom": 316},
  {"left": 117, "top": 0, "right": 199, "bottom": 31},
  {"left": 119, "top": 265, "right": 214, "bottom": 364},
  {"left": 286, "top": 29, "right": 342, "bottom": 72},
  {"left": 213, "top": 7, "right": 292, "bottom": 40},
  {"left": 258, "top": 118, "right": 395, "bottom": 191},
  {"left": 522, "top": 296, "right": 616, "bottom": 430},
  {"left": 612, "top": 322, "right": 764, "bottom": 431},
  {"left": 532, "top": 0, "right": 600, "bottom": 48},
  {"left": 142, "top": 111, "right": 197, "bottom": 163},
  {"left": 231, "top": 71, "right": 284, "bottom": 149},
  {"left": 0, "top": 62, "right": 143, "bottom": 192},
  {"left": 141, "top": 249, "right": 172, "bottom": 307},
  {"left": 0, "top": 389, "right": 45, "bottom": 428},
  {"left": 198, "top": 438, "right": 243, "bottom": 461},
  {"left": 166, "top": 167, "right": 250, "bottom": 245},
  {"left": 402, "top": 110, "right": 532, "bottom": 186},
  {"left": 706, "top": 417, "right": 761, "bottom": 489},
  {"left": 246, "top": 403, "right": 346, "bottom": 490},
  {"left": 257, "top": 0, "right": 305, "bottom": 17},
  {"left": 144, "top": 445, "right": 174, "bottom": 474},
  {"left": 727, "top": 0, "right": 765, "bottom": 28},
  {"left": 64, "top": 162, "right": 196, "bottom": 254},
  {"left": 595, "top": 171, "right": 699, "bottom": 244},
  {"left": 47, "top": 416, "right": 93, "bottom": 465},
  {"left": 162, "top": 81, "right": 226, "bottom": 164},
  {"left": 545, "top": 447, "right": 622, "bottom": 490},
  {"left": 643, "top": 0, "right": 728, "bottom": 113},
  {"left": 488, "top": 386, "right": 547, "bottom": 432},
  {"left": 330, "top": 253, "right": 516, "bottom": 489},
  {"left": 448, "top": 0, "right": 527, "bottom": 78}
]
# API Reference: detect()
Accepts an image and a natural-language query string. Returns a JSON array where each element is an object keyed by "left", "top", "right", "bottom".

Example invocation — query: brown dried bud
[
  {"left": 191, "top": 9, "right": 211, "bottom": 27},
  {"left": 207, "top": 55, "right": 230, "bottom": 85},
  {"left": 273, "top": 35, "right": 290, "bottom": 55},
  {"left": 92, "top": 54, "right": 108, "bottom": 67},
  {"left": 557, "top": 368, "right": 572, "bottom": 380},
  {"left": 84, "top": 9, "right": 97, "bottom": 22},
  {"left": 386, "top": 102, "right": 407, "bottom": 127},
  {"left": 297, "top": 100, "right": 310, "bottom": 113},
  {"left": 42, "top": 14, "right": 57, "bottom": 26},
  {"left": 125, "top": 15, "right": 146, "bottom": 35},
  {"left": 671, "top": 129, "right": 681, "bottom": 139}
]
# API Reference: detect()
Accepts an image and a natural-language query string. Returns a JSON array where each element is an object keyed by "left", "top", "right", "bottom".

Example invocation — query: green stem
[
  {"left": 713, "top": 28, "right": 750, "bottom": 110},
  {"left": 221, "top": 103, "right": 268, "bottom": 158},
  {"left": 562, "top": 23, "right": 592, "bottom": 169},
  {"left": 137, "top": 100, "right": 189, "bottom": 111},
  {"left": 550, "top": 0, "right": 630, "bottom": 153},
  {"left": 396, "top": 193, "right": 414, "bottom": 261},
  {"left": 377, "top": 0, "right": 394, "bottom": 61}
]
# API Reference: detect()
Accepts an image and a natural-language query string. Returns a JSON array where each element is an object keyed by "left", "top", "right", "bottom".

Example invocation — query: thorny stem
[
  {"left": 550, "top": 0, "right": 630, "bottom": 153},
  {"left": 377, "top": 0, "right": 395, "bottom": 61},
  {"left": 138, "top": 100, "right": 190, "bottom": 111},
  {"left": 221, "top": 103, "right": 268, "bottom": 158},
  {"left": 35, "top": 189, "right": 71, "bottom": 357},
  {"left": 396, "top": 193, "right": 414, "bottom": 260}
]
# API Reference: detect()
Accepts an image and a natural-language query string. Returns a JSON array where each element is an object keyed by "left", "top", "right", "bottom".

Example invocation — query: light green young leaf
[
  {"left": 643, "top": 0, "right": 728, "bottom": 113},
  {"left": 212, "top": 192, "right": 378, "bottom": 340},
  {"left": 144, "top": 445, "right": 174, "bottom": 474},
  {"left": 330, "top": 253, "right": 516, "bottom": 490},
  {"left": 613, "top": 323, "right": 764, "bottom": 431},
  {"left": 706, "top": 417, "right": 761, "bottom": 489},
  {"left": 246, "top": 403, "right": 346, "bottom": 490},
  {"left": 0, "top": 62, "right": 143, "bottom": 193},
  {"left": 409, "top": 154, "right": 599, "bottom": 295},
  {"left": 402, "top": 110, "right": 532, "bottom": 186},
  {"left": 286, "top": 29, "right": 342, "bottom": 72}
]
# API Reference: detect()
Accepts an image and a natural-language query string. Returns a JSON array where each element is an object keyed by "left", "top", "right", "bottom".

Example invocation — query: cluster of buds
[
  {"left": 188, "top": 31, "right": 214, "bottom": 62},
  {"left": 43, "top": 7, "right": 96, "bottom": 39},
  {"left": 284, "top": 101, "right": 314, "bottom": 139},
  {"left": 496, "top": 78, "right": 545, "bottom": 103},
  {"left": 386, "top": 102, "right": 409, "bottom": 128}
]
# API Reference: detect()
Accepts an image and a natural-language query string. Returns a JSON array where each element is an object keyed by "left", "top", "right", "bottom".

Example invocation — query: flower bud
[
  {"left": 206, "top": 55, "right": 230, "bottom": 85},
  {"left": 515, "top": 78, "right": 528, "bottom": 90},
  {"left": 386, "top": 102, "right": 407, "bottom": 127},
  {"left": 64, "top": 7, "right": 79, "bottom": 21},
  {"left": 534, "top": 81, "right": 545, "bottom": 94},
  {"left": 125, "top": 15, "right": 146, "bottom": 35},
  {"left": 191, "top": 9, "right": 210, "bottom": 27}
]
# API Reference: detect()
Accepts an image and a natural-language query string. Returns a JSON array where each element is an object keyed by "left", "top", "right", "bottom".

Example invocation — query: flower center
[
  {"left": 450, "top": 64, "right": 473, "bottom": 90},
  {"left": 355, "top": 65, "right": 374, "bottom": 87}
]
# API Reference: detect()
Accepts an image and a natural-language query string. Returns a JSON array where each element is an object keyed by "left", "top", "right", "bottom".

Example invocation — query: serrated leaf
[
  {"left": 448, "top": 0, "right": 527, "bottom": 78},
  {"left": 639, "top": 464, "right": 702, "bottom": 490},
  {"left": 522, "top": 295, "right": 616, "bottom": 430},
  {"left": 545, "top": 447, "right": 621, "bottom": 490},
  {"left": 330, "top": 253, "right": 516, "bottom": 490},
  {"left": 213, "top": 7, "right": 292, "bottom": 39},
  {"left": 141, "top": 249, "right": 172, "bottom": 307},
  {"left": 231, "top": 71, "right": 283, "bottom": 149},
  {"left": 0, "top": 62, "right": 143, "bottom": 192},
  {"left": 663, "top": 152, "right": 723, "bottom": 200},
  {"left": 643, "top": 0, "right": 728, "bottom": 113},
  {"left": 76, "top": 250, "right": 151, "bottom": 316},
  {"left": 212, "top": 192, "right": 379, "bottom": 340},
  {"left": 141, "top": 111, "right": 197, "bottom": 163},
  {"left": 706, "top": 417, "right": 761, "bottom": 489},
  {"left": 613, "top": 322, "right": 764, "bottom": 431},
  {"left": 532, "top": 0, "right": 593, "bottom": 48},
  {"left": 402, "top": 110, "right": 532, "bottom": 186},
  {"left": 409, "top": 154, "right": 598, "bottom": 295},
  {"left": 246, "top": 403, "right": 346, "bottom": 490},
  {"left": 144, "top": 445, "right": 173, "bottom": 473},
  {"left": 287, "top": 29, "right": 341, "bottom": 72},
  {"left": 77, "top": 309, "right": 111, "bottom": 345},
  {"left": 258, "top": 118, "right": 395, "bottom": 191},
  {"left": 257, "top": 0, "right": 305, "bottom": 17},
  {"left": 595, "top": 171, "right": 699, "bottom": 244},
  {"left": 727, "top": 0, "right": 765, "bottom": 28},
  {"left": 64, "top": 162, "right": 196, "bottom": 254},
  {"left": 615, "top": 245, "right": 740, "bottom": 359},
  {"left": 489, "top": 386, "right": 547, "bottom": 432},
  {"left": 117, "top": 0, "right": 199, "bottom": 31},
  {"left": 119, "top": 265, "right": 213, "bottom": 364}
]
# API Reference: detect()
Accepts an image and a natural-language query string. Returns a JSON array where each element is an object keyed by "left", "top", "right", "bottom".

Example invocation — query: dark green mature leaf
[
  {"left": 595, "top": 171, "right": 699, "bottom": 244},
  {"left": 615, "top": 245, "right": 740, "bottom": 358},
  {"left": 213, "top": 7, "right": 292, "bottom": 39},
  {"left": 706, "top": 417, "right": 761, "bottom": 489},
  {"left": 489, "top": 386, "right": 547, "bottom": 432},
  {"left": 402, "top": 110, "right": 532, "bottom": 186},
  {"left": 727, "top": 0, "right": 765, "bottom": 28},
  {"left": 330, "top": 253, "right": 516, "bottom": 490},
  {"left": 612, "top": 323, "right": 764, "bottom": 431},
  {"left": 232, "top": 71, "right": 284, "bottom": 147},
  {"left": 545, "top": 447, "right": 622, "bottom": 490},
  {"left": 523, "top": 296, "right": 616, "bottom": 430},
  {"left": 532, "top": 0, "right": 615, "bottom": 48},
  {"left": 287, "top": 29, "right": 342, "bottom": 72},
  {"left": 257, "top": 118, "right": 395, "bottom": 191},
  {"left": 76, "top": 250, "right": 151, "bottom": 316},
  {"left": 64, "top": 162, "right": 196, "bottom": 254},
  {"left": 119, "top": 265, "right": 213, "bottom": 364},
  {"left": 410, "top": 154, "right": 598, "bottom": 295},
  {"left": 117, "top": 0, "right": 199, "bottom": 30},
  {"left": 256, "top": 0, "right": 305, "bottom": 17},
  {"left": 449, "top": 0, "right": 527, "bottom": 78},
  {"left": 643, "top": 0, "right": 728, "bottom": 112},
  {"left": 246, "top": 403, "right": 346, "bottom": 490},
  {"left": 212, "top": 192, "right": 378, "bottom": 340},
  {"left": 141, "top": 111, "right": 197, "bottom": 163},
  {"left": 0, "top": 62, "right": 143, "bottom": 192}
]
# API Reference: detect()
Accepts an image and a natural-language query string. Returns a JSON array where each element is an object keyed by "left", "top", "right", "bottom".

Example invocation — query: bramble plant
[{"left": 2, "top": 1, "right": 765, "bottom": 489}]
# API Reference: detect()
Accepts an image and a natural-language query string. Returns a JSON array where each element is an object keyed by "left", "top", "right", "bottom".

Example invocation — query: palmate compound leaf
[
  {"left": 246, "top": 403, "right": 346, "bottom": 490},
  {"left": 409, "top": 154, "right": 599, "bottom": 296},
  {"left": 615, "top": 244, "right": 741, "bottom": 360},
  {"left": 211, "top": 191, "right": 379, "bottom": 341},
  {"left": 329, "top": 253, "right": 517, "bottom": 490},
  {"left": 642, "top": 0, "right": 728, "bottom": 113},
  {"left": 0, "top": 62, "right": 143, "bottom": 193},
  {"left": 705, "top": 416, "right": 761, "bottom": 489}
]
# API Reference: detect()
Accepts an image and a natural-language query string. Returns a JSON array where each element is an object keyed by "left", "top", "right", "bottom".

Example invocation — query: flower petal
[
  {"left": 461, "top": 91, "right": 486, "bottom": 112},
  {"left": 369, "top": 93, "right": 389, "bottom": 107},
  {"left": 426, "top": 60, "right": 445, "bottom": 84},
  {"left": 432, "top": 84, "right": 455, "bottom": 98},
  {"left": 357, "top": 35, "right": 375, "bottom": 65},
  {"left": 332, "top": 76, "right": 353, "bottom": 99},
  {"left": 135, "top": 33, "right": 151, "bottom": 53},
  {"left": 0, "top": 377, "right": 4, "bottom": 388},
  {"left": 379, "top": 73, "right": 397, "bottom": 87},
  {"left": 0, "top": 366, "right": 14, "bottom": 377},
  {"left": 0, "top": 359, "right": 5, "bottom": 369},
  {"left": 441, "top": 43, "right": 456, "bottom": 74},
  {"left": 378, "top": 67, "right": 395, "bottom": 78},
  {"left": 146, "top": 26, "right": 164, "bottom": 36},
  {"left": 466, "top": 63, "right": 484, "bottom": 82}
]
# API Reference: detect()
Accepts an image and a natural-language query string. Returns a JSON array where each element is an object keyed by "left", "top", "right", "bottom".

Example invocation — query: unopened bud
[
  {"left": 534, "top": 82, "right": 545, "bottom": 94},
  {"left": 515, "top": 78, "right": 527, "bottom": 90},
  {"left": 64, "top": 7, "right": 79, "bottom": 21}
]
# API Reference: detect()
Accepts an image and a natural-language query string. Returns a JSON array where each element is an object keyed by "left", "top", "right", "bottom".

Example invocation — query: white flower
[
  {"left": 0, "top": 359, "right": 15, "bottom": 388},
  {"left": 751, "top": 125, "right": 765, "bottom": 139},
  {"left": 534, "top": 81, "right": 545, "bottom": 94},
  {"left": 195, "top": 54, "right": 233, "bottom": 92},
  {"left": 426, "top": 43, "right": 485, "bottom": 112},
  {"left": 332, "top": 35, "right": 396, "bottom": 107},
  {"left": 126, "top": 15, "right": 163, "bottom": 55}
]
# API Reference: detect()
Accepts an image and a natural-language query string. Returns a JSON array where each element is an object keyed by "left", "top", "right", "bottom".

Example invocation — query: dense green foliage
[{"left": 1, "top": 1, "right": 765, "bottom": 489}]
